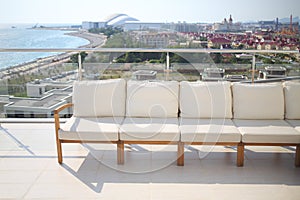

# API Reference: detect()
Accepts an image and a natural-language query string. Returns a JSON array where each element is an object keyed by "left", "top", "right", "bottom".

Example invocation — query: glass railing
[{"left": 0, "top": 48, "right": 299, "bottom": 119}]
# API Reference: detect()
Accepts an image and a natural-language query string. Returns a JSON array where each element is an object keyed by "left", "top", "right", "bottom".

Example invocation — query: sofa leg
[
  {"left": 57, "top": 139, "right": 63, "bottom": 164},
  {"left": 117, "top": 141, "right": 124, "bottom": 165},
  {"left": 237, "top": 142, "right": 244, "bottom": 167},
  {"left": 295, "top": 145, "right": 300, "bottom": 167},
  {"left": 177, "top": 142, "right": 184, "bottom": 166}
]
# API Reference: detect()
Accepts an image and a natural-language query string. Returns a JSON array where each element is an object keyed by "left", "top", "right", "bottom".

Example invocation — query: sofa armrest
[
  {"left": 54, "top": 103, "right": 74, "bottom": 115},
  {"left": 54, "top": 103, "right": 73, "bottom": 164},
  {"left": 54, "top": 103, "right": 73, "bottom": 132}
]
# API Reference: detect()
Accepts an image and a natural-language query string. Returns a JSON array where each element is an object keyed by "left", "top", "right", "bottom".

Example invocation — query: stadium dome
[{"left": 103, "top": 13, "right": 139, "bottom": 26}]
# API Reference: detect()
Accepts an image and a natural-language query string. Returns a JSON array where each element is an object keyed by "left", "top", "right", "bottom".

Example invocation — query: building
[
  {"left": 138, "top": 33, "right": 170, "bottom": 48},
  {"left": 4, "top": 79, "right": 74, "bottom": 118},
  {"left": 104, "top": 13, "right": 139, "bottom": 27},
  {"left": 132, "top": 31, "right": 177, "bottom": 48},
  {"left": 82, "top": 21, "right": 106, "bottom": 29},
  {"left": 124, "top": 22, "right": 164, "bottom": 31},
  {"left": 83, "top": 14, "right": 205, "bottom": 32},
  {"left": 201, "top": 68, "right": 225, "bottom": 81},
  {"left": 208, "top": 37, "right": 232, "bottom": 49},
  {"left": 82, "top": 14, "right": 136, "bottom": 29},
  {"left": 4, "top": 86, "right": 73, "bottom": 118},
  {"left": 163, "top": 21, "right": 201, "bottom": 32},
  {"left": 213, "top": 15, "right": 242, "bottom": 32},
  {"left": 26, "top": 79, "right": 73, "bottom": 98},
  {"left": 258, "top": 20, "right": 276, "bottom": 30},
  {"left": 258, "top": 66, "right": 287, "bottom": 79},
  {"left": 132, "top": 70, "right": 157, "bottom": 80}
]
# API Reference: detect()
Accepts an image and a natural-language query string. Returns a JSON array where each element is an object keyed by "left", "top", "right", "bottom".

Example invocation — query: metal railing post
[
  {"left": 78, "top": 53, "right": 82, "bottom": 81},
  {"left": 166, "top": 52, "right": 170, "bottom": 70},
  {"left": 166, "top": 52, "right": 170, "bottom": 81},
  {"left": 252, "top": 54, "right": 256, "bottom": 84}
]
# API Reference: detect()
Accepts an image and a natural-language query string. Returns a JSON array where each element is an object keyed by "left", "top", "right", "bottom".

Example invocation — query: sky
[{"left": 1, "top": 0, "right": 300, "bottom": 24}]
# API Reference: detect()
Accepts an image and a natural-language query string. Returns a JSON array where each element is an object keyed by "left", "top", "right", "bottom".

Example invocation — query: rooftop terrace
[
  {"left": 0, "top": 122, "right": 299, "bottom": 199},
  {"left": 0, "top": 48, "right": 300, "bottom": 199}
]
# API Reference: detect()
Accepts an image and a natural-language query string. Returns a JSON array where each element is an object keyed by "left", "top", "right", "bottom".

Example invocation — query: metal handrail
[
  {"left": 242, "top": 76, "right": 300, "bottom": 83},
  {"left": 1, "top": 48, "right": 299, "bottom": 82},
  {"left": 0, "top": 48, "right": 299, "bottom": 54}
]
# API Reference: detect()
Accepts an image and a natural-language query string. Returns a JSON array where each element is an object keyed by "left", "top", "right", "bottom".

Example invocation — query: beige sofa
[
  {"left": 178, "top": 81, "right": 243, "bottom": 166},
  {"left": 54, "top": 79, "right": 126, "bottom": 164},
  {"left": 54, "top": 79, "right": 300, "bottom": 167},
  {"left": 232, "top": 82, "right": 300, "bottom": 166}
]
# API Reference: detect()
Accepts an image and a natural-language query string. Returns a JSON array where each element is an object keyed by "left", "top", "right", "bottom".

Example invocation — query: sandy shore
[
  {"left": 66, "top": 31, "right": 107, "bottom": 48},
  {"left": 0, "top": 30, "right": 107, "bottom": 80}
]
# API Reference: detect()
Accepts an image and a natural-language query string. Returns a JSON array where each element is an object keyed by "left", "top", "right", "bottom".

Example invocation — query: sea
[{"left": 0, "top": 24, "right": 89, "bottom": 69}]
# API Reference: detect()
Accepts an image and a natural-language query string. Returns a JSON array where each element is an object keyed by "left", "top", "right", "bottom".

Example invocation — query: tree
[
  {"left": 211, "top": 53, "right": 222, "bottom": 63},
  {"left": 88, "top": 27, "right": 123, "bottom": 38},
  {"left": 237, "top": 44, "right": 245, "bottom": 49},
  {"left": 70, "top": 52, "right": 88, "bottom": 64},
  {"left": 124, "top": 52, "right": 135, "bottom": 63}
]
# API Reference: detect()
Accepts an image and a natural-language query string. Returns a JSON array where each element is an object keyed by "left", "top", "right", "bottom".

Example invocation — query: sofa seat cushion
[
  {"left": 232, "top": 83, "right": 284, "bottom": 119},
  {"left": 286, "top": 120, "right": 300, "bottom": 132},
  {"left": 284, "top": 81, "right": 300, "bottom": 119},
  {"left": 73, "top": 79, "right": 126, "bottom": 117},
  {"left": 234, "top": 119, "right": 300, "bottom": 143},
  {"left": 180, "top": 81, "right": 232, "bottom": 118},
  {"left": 180, "top": 118, "right": 241, "bottom": 143},
  {"left": 59, "top": 117, "right": 124, "bottom": 141},
  {"left": 120, "top": 118, "right": 180, "bottom": 141},
  {"left": 126, "top": 80, "right": 179, "bottom": 118}
]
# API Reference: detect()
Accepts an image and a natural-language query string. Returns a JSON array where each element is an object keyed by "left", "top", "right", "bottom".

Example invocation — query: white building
[
  {"left": 82, "top": 13, "right": 139, "bottom": 30},
  {"left": 124, "top": 22, "right": 164, "bottom": 31},
  {"left": 82, "top": 21, "right": 106, "bottom": 29},
  {"left": 134, "top": 32, "right": 177, "bottom": 48},
  {"left": 26, "top": 79, "right": 73, "bottom": 98},
  {"left": 4, "top": 86, "right": 73, "bottom": 118},
  {"left": 213, "top": 15, "right": 242, "bottom": 32}
]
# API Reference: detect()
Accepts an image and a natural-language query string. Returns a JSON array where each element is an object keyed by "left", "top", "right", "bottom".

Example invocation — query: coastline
[
  {"left": 0, "top": 30, "right": 107, "bottom": 80},
  {"left": 65, "top": 30, "right": 107, "bottom": 48}
]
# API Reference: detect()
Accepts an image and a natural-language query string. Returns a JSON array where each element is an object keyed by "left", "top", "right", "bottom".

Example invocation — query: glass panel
[{"left": 0, "top": 50, "right": 299, "bottom": 119}]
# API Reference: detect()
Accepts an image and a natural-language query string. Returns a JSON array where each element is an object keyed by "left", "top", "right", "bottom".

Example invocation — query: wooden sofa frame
[
  {"left": 54, "top": 106, "right": 300, "bottom": 168},
  {"left": 54, "top": 103, "right": 245, "bottom": 167},
  {"left": 242, "top": 143, "right": 300, "bottom": 167},
  {"left": 54, "top": 103, "right": 124, "bottom": 164},
  {"left": 177, "top": 142, "right": 245, "bottom": 167}
]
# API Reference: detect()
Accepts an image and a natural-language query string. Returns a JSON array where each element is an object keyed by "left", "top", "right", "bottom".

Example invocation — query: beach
[
  {"left": 0, "top": 30, "right": 107, "bottom": 80},
  {"left": 66, "top": 30, "right": 107, "bottom": 48}
]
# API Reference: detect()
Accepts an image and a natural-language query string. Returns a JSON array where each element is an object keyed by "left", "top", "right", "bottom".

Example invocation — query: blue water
[{"left": 0, "top": 26, "right": 89, "bottom": 69}]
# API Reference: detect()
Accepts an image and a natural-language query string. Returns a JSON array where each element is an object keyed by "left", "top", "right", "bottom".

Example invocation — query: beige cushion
[
  {"left": 232, "top": 83, "right": 284, "bottom": 119},
  {"left": 234, "top": 119, "right": 300, "bottom": 143},
  {"left": 120, "top": 118, "right": 180, "bottom": 141},
  {"left": 59, "top": 117, "right": 124, "bottom": 141},
  {"left": 284, "top": 81, "right": 300, "bottom": 119},
  {"left": 180, "top": 118, "right": 241, "bottom": 143},
  {"left": 286, "top": 120, "right": 300, "bottom": 132},
  {"left": 126, "top": 81, "right": 179, "bottom": 118},
  {"left": 180, "top": 81, "right": 232, "bottom": 118},
  {"left": 73, "top": 79, "right": 126, "bottom": 117}
]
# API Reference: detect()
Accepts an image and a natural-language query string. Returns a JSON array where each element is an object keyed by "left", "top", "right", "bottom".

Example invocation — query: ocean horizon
[{"left": 0, "top": 25, "right": 89, "bottom": 69}]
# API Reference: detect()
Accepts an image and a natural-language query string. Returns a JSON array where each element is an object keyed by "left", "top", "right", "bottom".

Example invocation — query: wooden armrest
[
  {"left": 54, "top": 103, "right": 73, "bottom": 133},
  {"left": 54, "top": 103, "right": 74, "bottom": 115}
]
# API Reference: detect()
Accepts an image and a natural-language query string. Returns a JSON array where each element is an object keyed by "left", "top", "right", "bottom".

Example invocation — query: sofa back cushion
[
  {"left": 126, "top": 80, "right": 179, "bottom": 118},
  {"left": 284, "top": 81, "right": 300, "bottom": 119},
  {"left": 180, "top": 81, "right": 232, "bottom": 119},
  {"left": 232, "top": 83, "right": 284, "bottom": 119},
  {"left": 73, "top": 79, "right": 126, "bottom": 117}
]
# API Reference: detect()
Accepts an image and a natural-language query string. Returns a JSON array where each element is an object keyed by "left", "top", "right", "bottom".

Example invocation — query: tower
[
  {"left": 290, "top": 14, "right": 293, "bottom": 32},
  {"left": 229, "top": 15, "right": 233, "bottom": 24}
]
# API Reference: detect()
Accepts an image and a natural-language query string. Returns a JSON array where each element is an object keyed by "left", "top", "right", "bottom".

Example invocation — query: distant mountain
[{"left": 279, "top": 16, "right": 299, "bottom": 23}]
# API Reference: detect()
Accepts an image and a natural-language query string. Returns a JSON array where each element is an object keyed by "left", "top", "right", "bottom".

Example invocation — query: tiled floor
[{"left": 0, "top": 123, "right": 300, "bottom": 199}]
